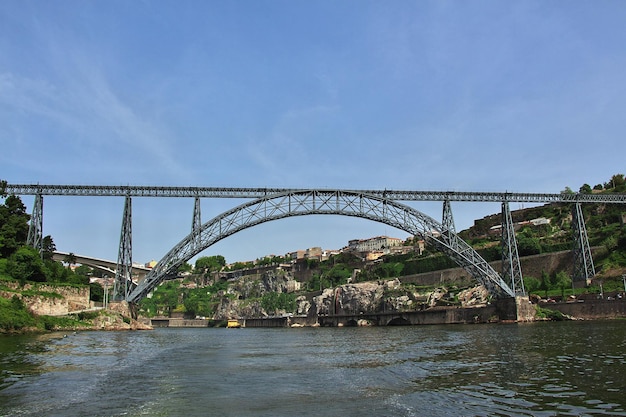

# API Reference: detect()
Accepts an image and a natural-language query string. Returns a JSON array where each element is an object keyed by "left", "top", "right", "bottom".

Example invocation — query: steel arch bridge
[
  {"left": 9, "top": 182, "right": 621, "bottom": 304},
  {"left": 127, "top": 189, "right": 514, "bottom": 303}
]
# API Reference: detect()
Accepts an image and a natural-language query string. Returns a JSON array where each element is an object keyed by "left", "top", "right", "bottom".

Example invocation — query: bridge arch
[
  {"left": 387, "top": 317, "right": 412, "bottom": 326},
  {"left": 128, "top": 190, "right": 514, "bottom": 303}
]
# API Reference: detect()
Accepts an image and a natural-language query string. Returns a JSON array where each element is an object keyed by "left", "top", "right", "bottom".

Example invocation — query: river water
[{"left": 1, "top": 321, "right": 625, "bottom": 417}]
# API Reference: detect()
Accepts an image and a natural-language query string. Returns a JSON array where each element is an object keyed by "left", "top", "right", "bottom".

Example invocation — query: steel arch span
[{"left": 127, "top": 190, "right": 514, "bottom": 303}]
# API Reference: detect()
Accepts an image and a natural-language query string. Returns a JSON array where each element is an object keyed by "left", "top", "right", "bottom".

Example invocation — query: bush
[
  {"left": 535, "top": 306, "right": 568, "bottom": 321},
  {"left": 0, "top": 296, "right": 36, "bottom": 331}
]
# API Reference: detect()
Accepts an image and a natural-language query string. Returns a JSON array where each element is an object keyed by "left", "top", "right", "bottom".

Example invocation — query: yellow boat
[{"left": 227, "top": 319, "right": 242, "bottom": 328}]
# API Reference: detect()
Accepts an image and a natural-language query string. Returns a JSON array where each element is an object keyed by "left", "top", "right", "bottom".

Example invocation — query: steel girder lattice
[
  {"left": 572, "top": 203, "right": 595, "bottom": 284},
  {"left": 501, "top": 202, "right": 525, "bottom": 295},
  {"left": 114, "top": 196, "right": 134, "bottom": 300},
  {"left": 27, "top": 193, "right": 43, "bottom": 255},
  {"left": 128, "top": 190, "right": 515, "bottom": 303},
  {"left": 6, "top": 183, "right": 626, "bottom": 204},
  {"left": 442, "top": 199, "right": 457, "bottom": 247},
  {"left": 192, "top": 196, "right": 202, "bottom": 250}
]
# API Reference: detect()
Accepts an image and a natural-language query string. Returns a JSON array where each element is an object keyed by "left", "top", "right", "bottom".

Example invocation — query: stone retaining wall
[{"left": 541, "top": 299, "right": 626, "bottom": 319}]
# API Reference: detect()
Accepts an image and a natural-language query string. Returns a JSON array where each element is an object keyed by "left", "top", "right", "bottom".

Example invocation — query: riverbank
[
  {"left": 0, "top": 297, "right": 152, "bottom": 334},
  {"left": 144, "top": 298, "right": 626, "bottom": 328}
]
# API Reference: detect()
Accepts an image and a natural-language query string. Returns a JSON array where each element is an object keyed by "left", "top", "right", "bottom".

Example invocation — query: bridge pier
[
  {"left": 192, "top": 196, "right": 201, "bottom": 250},
  {"left": 572, "top": 202, "right": 595, "bottom": 286},
  {"left": 114, "top": 195, "right": 133, "bottom": 301},
  {"left": 27, "top": 193, "right": 43, "bottom": 256},
  {"left": 501, "top": 202, "right": 525, "bottom": 295}
]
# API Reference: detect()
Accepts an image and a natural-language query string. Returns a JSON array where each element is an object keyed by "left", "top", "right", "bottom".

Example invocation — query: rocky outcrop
[
  {"left": 213, "top": 270, "right": 301, "bottom": 320},
  {"left": 306, "top": 279, "right": 440, "bottom": 324},
  {"left": 91, "top": 311, "right": 153, "bottom": 330},
  {"left": 457, "top": 285, "right": 490, "bottom": 307},
  {"left": 213, "top": 297, "right": 265, "bottom": 320},
  {"left": 212, "top": 268, "right": 497, "bottom": 326}
]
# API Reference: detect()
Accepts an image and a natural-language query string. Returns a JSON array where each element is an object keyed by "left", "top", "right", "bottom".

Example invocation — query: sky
[{"left": 1, "top": 1, "right": 625, "bottom": 266}]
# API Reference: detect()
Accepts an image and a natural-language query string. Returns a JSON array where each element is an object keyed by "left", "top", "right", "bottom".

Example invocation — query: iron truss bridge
[
  {"left": 5, "top": 183, "right": 626, "bottom": 203},
  {"left": 5, "top": 182, "right": 625, "bottom": 304}
]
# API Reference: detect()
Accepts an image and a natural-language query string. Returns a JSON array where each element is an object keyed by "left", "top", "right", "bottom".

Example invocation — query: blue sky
[{"left": 1, "top": 1, "right": 625, "bottom": 265}]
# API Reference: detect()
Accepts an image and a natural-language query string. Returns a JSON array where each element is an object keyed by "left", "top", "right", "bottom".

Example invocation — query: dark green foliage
[
  {"left": 6, "top": 246, "right": 47, "bottom": 283},
  {"left": 89, "top": 282, "right": 104, "bottom": 302},
  {"left": 139, "top": 281, "right": 181, "bottom": 317},
  {"left": 324, "top": 263, "right": 353, "bottom": 285},
  {"left": 195, "top": 255, "right": 226, "bottom": 274},
  {"left": 0, "top": 296, "right": 36, "bottom": 331},
  {"left": 0, "top": 195, "right": 30, "bottom": 258},
  {"left": 517, "top": 236, "right": 542, "bottom": 256},
  {"left": 41, "top": 235, "right": 56, "bottom": 261},
  {"left": 523, "top": 276, "right": 541, "bottom": 293},
  {"left": 260, "top": 292, "right": 297, "bottom": 314},
  {"left": 535, "top": 306, "right": 568, "bottom": 321}
]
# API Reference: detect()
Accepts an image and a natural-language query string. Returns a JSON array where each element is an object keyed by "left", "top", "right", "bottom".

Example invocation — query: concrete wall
[
  {"left": 399, "top": 251, "right": 574, "bottom": 288},
  {"left": 541, "top": 299, "right": 626, "bottom": 319}
]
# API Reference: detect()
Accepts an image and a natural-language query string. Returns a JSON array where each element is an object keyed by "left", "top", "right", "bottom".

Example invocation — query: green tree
[
  {"left": 90, "top": 282, "right": 104, "bottom": 302},
  {"left": 540, "top": 270, "right": 550, "bottom": 297},
  {"left": 260, "top": 292, "right": 297, "bottom": 314},
  {"left": 6, "top": 246, "right": 47, "bottom": 283},
  {"left": 0, "top": 195, "right": 30, "bottom": 258},
  {"left": 41, "top": 235, "right": 56, "bottom": 261},
  {"left": 195, "top": 255, "right": 225, "bottom": 273},
  {"left": 523, "top": 276, "right": 541, "bottom": 294},
  {"left": 178, "top": 262, "right": 193, "bottom": 273},
  {"left": 64, "top": 253, "right": 77, "bottom": 268},
  {"left": 517, "top": 236, "right": 542, "bottom": 256},
  {"left": 579, "top": 184, "right": 592, "bottom": 194},
  {"left": 555, "top": 271, "right": 571, "bottom": 299}
]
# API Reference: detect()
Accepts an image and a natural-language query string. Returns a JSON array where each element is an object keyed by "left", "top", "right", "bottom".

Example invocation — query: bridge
[
  {"left": 5, "top": 183, "right": 626, "bottom": 306},
  {"left": 51, "top": 251, "right": 150, "bottom": 280}
]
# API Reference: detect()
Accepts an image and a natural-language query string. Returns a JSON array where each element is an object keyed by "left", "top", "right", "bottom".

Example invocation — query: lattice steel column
[
  {"left": 114, "top": 195, "right": 133, "bottom": 301},
  {"left": 192, "top": 196, "right": 201, "bottom": 250},
  {"left": 572, "top": 202, "right": 595, "bottom": 285},
  {"left": 442, "top": 198, "right": 457, "bottom": 246},
  {"left": 501, "top": 202, "right": 525, "bottom": 295},
  {"left": 27, "top": 193, "right": 43, "bottom": 255}
]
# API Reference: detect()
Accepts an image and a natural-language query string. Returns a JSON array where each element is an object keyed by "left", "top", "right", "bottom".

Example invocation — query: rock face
[
  {"left": 306, "top": 279, "right": 425, "bottom": 324},
  {"left": 212, "top": 269, "right": 494, "bottom": 325},
  {"left": 91, "top": 311, "right": 153, "bottom": 330},
  {"left": 457, "top": 285, "right": 490, "bottom": 307},
  {"left": 212, "top": 270, "right": 300, "bottom": 320},
  {"left": 213, "top": 297, "right": 264, "bottom": 320}
]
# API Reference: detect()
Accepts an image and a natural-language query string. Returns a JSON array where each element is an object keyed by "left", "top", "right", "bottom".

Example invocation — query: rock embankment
[{"left": 90, "top": 311, "right": 153, "bottom": 331}]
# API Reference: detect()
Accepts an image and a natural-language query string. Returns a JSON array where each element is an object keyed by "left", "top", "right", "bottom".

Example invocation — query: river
[{"left": 1, "top": 321, "right": 625, "bottom": 417}]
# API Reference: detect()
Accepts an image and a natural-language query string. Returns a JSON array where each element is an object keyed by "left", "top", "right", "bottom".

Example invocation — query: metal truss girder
[
  {"left": 128, "top": 190, "right": 515, "bottom": 303},
  {"left": 27, "top": 193, "right": 43, "bottom": 254},
  {"left": 113, "top": 196, "right": 134, "bottom": 300},
  {"left": 572, "top": 203, "right": 595, "bottom": 283},
  {"left": 442, "top": 198, "right": 457, "bottom": 248},
  {"left": 501, "top": 202, "right": 525, "bottom": 295},
  {"left": 192, "top": 197, "right": 201, "bottom": 250},
  {"left": 6, "top": 183, "right": 626, "bottom": 204}
]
